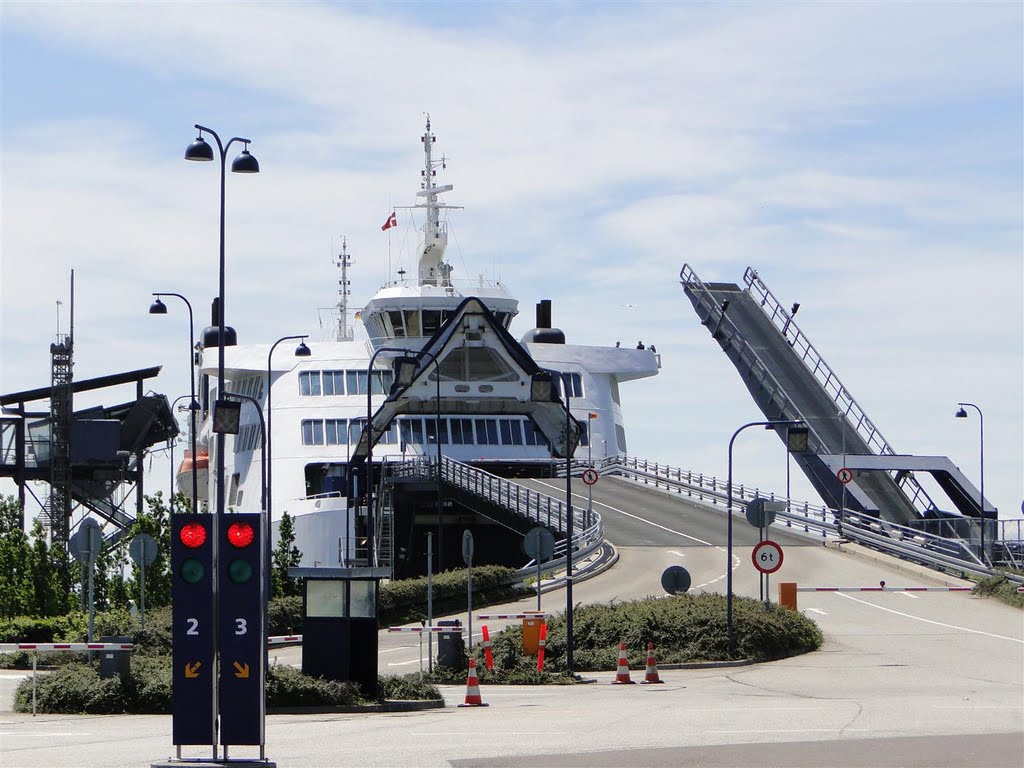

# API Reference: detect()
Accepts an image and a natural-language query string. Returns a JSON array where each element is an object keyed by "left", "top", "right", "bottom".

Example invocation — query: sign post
[
  {"left": 128, "top": 533, "right": 157, "bottom": 628},
  {"left": 523, "top": 527, "right": 555, "bottom": 611},
  {"left": 462, "top": 530, "right": 474, "bottom": 651},
  {"left": 218, "top": 513, "right": 264, "bottom": 749},
  {"left": 171, "top": 514, "right": 216, "bottom": 751}
]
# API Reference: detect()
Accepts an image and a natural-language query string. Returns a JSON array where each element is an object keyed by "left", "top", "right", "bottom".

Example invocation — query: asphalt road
[{"left": 2, "top": 476, "right": 1021, "bottom": 767}]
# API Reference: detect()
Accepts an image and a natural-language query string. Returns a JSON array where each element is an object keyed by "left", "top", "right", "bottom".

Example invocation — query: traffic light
[
  {"left": 171, "top": 514, "right": 215, "bottom": 746},
  {"left": 218, "top": 513, "right": 264, "bottom": 747}
]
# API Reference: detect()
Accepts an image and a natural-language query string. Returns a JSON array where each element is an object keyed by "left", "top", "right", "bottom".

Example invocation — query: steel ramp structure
[{"left": 680, "top": 264, "right": 993, "bottom": 528}]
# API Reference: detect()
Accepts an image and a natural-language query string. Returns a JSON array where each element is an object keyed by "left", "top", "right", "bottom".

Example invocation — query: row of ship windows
[
  {"left": 300, "top": 416, "right": 590, "bottom": 448},
  {"left": 383, "top": 309, "right": 513, "bottom": 338},
  {"left": 297, "top": 369, "right": 583, "bottom": 398}
]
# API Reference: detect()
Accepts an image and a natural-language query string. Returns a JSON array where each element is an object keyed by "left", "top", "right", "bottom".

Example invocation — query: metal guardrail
[
  {"left": 386, "top": 456, "right": 605, "bottom": 570},
  {"left": 604, "top": 456, "right": 1024, "bottom": 582}
]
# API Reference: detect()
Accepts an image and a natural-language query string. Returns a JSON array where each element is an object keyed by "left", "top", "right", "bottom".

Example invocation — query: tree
[
  {"left": 271, "top": 511, "right": 303, "bottom": 598},
  {"left": 0, "top": 496, "right": 33, "bottom": 617}
]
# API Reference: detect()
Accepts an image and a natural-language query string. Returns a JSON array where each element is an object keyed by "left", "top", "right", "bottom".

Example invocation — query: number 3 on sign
[
  {"left": 752, "top": 540, "right": 784, "bottom": 574},
  {"left": 235, "top": 618, "right": 247, "bottom": 635}
]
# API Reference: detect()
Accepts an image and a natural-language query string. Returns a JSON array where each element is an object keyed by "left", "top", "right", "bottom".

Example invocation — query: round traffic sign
[
  {"left": 129, "top": 533, "right": 158, "bottom": 566},
  {"left": 752, "top": 540, "right": 784, "bottom": 574},
  {"left": 523, "top": 526, "right": 555, "bottom": 560},
  {"left": 582, "top": 468, "right": 599, "bottom": 486},
  {"left": 661, "top": 565, "right": 692, "bottom": 594},
  {"left": 837, "top": 467, "right": 854, "bottom": 485}
]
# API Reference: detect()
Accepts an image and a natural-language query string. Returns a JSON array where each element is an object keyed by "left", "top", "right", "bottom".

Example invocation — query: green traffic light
[
  {"left": 228, "top": 559, "right": 253, "bottom": 584},
  {"left": 180, "top": 558, "right": 205, "bottom": 584}
]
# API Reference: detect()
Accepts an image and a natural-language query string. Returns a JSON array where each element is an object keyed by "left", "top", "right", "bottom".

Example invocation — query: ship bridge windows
[
  {"left": 302, "top": 417, "right": 397, "bottom": 446},
  {"left": 299, "top": 369, "right": 394, "bottom": 396},
  {"left": 449, "top": 418, "right": 473, "bottom": 445},
  {"left": 435, "top": 347, "right": 518, "bottom": 383},
  {"left": 422, "top": 310, "right": 442, "bottom": 335},
  {"left": 557, "top": 372, "right": 584, "bottom": 398}
]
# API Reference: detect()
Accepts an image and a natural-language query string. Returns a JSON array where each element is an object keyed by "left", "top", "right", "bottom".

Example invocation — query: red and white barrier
[
  {"left": 476, "top": 612, "right": 549, "bottom": 620},
  {"left": 0, "top": 642, "right": 133, "bottom": 652},
  {"left": 796, "top": 587, "right": 972, "bottom": 593},
  {"left": 267, "top": 635, "right": 303, "bottom": 645},
  {"left": 387, "top": 626, "right": 446, "bottom": 633}
]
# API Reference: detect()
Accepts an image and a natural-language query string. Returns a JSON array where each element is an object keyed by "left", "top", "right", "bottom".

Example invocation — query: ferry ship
[{"left": 180, "top": 117, "right": 660, "bottom": 569}]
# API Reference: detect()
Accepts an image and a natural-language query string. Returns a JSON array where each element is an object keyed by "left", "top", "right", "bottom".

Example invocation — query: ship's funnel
[{"left": 521, "top": 298, "right": 565, "bottom": 344}]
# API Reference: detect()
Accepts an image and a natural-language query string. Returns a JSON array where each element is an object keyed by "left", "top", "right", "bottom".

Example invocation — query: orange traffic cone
[
  {"left": 611, "top": 642, "right": 635, "bottom": 684},
  {"left": 640, "top": 641, "right": 663, "bottom": 684},
  {"left": 458, "top": 658, "right": 489, "bottom": 707}
]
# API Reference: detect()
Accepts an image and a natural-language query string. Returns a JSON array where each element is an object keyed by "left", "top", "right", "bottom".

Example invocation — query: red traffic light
[
  {"left": 179, "top": 522, "right": 207, "bottom": 548},
  {"left": 227, "top": 521, "right": 255, "bottom": 548}
]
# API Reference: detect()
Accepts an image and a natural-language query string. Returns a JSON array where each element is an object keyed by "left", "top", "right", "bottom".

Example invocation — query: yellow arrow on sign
[
  {"left": 184, "top": 661, "right": 201, "bottom": 678},
  {"left": 233, "top": 661, "right": 250, "bottom": 678}
]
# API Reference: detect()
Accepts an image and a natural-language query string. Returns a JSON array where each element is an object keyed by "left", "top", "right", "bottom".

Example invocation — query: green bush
[
  {"left": 265, "top": 664, "right": 362, "bottom": 707},
  {"left": 377, "top": 673, "right": 442, "bottom": 701},
  {"left": 974, "top": 573, "right": 1024, "bottom": 609},
  {"left": 0, "top": 613, "right": 84, "bottom": 644},
  {"left": 473, "top": 593, "right": 822, "bottom": 675},
  {"left": 379, "top": 565, "right": 526, "bottom": 626},
  {"left": 268, "top": 596, "right": 303, "bottom": 636}
]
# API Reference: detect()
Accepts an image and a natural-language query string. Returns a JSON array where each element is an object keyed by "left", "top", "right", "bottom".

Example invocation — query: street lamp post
[
  {"left": 565, "top": 380, "right": 574, "bottom": 675},
  {"left": 266, "top": 336, "right": 311, "bottom": 532},
  {"left": 364, "top": 347, "right": 442, "bottom": 569},
  {"left": 726, "top": 419, "right": 803, "bottom": 654},
  {"left": 184, "top": 124, "right": 259, "bottom": 531},
  {"left": 955, "top": 403, "right": 986, "bottom": 561},
  {"left": 150, "top": 293, "right": 201, "bottom": 510},
  {"left": 167, "top": 394, "right": 196, "bottom": 512}
]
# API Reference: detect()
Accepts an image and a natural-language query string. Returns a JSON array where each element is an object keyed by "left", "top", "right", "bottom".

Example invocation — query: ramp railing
[
  {"left": 385, "top": 456, "right": 605, "bottom": 567},
  {"left": 741, "top": 267, "right": 937, "bottom": 514}
]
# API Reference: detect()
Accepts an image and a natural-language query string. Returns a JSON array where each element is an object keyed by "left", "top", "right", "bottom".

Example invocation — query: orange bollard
[
  {"left": 779, "top": 582, "right": 798, "bottom": 611},
  {"left": 481, "top": 624, "right": 494, "bottom": 671},
  {"left": 536, "top": 623, "right": 547, "bottom": 672}
]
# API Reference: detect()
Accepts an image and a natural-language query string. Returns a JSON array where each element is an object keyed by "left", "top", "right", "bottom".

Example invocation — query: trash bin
[
  {"left": 437, "top": 619, "right": 465, "bottom": 669},
  {"left": 98, "top": 636, "right": 131, "bottom": 679},
  {"left": 521, "top": 612, "right": 544, "bottom": 656}
]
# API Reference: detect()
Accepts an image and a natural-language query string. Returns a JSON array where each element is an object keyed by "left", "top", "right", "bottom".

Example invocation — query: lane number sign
[
  {"left": 582, "top": 469, "right": 599, "bottom": 486},
  {"left": 837, "top": 467, "right": 854, "bottom": 485},
  {"left": 752, "top": 540, "right": 784, "bottom": 574}
]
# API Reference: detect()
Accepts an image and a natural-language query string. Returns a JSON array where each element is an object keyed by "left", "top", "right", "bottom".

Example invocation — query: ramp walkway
[{"left": 679, "top": 265, "right": 990, "bottom": 528}]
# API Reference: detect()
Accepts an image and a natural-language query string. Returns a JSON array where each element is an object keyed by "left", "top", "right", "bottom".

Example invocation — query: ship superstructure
[{"left": 183, "top": 117, "right": 660, "bottom": 568}]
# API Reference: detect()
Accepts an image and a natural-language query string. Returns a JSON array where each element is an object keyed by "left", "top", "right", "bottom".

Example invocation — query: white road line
[
  {"left": 836, "top": 593, "right": 1024, "bottom": 643},
  {"left": 386, "top": 659, "right": 422, "bottom": 667},
  {"left": 533, "top": 480, "right": 712, "bottom": 545},
  {"left": 707, "top": 728, "right": 870, "bottom": 735},
  {"left": 805, "top": 608, "right": 828, "bottom": 615},
  {"left": 668, "top": 550, "right": 687, "bottom": 557},
  {"left": 898, "top": 591, "right": 919, "bottom": 599}
]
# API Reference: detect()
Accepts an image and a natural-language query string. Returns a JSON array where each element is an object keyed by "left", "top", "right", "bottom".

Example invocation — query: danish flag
[{"left": 381, "top": 211, "right": 397, "bottom": 231}]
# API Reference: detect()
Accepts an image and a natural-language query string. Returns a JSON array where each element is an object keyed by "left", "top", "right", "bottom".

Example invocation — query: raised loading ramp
[{"left": 679, "top": 265, "right": 990, "bottom": 527}]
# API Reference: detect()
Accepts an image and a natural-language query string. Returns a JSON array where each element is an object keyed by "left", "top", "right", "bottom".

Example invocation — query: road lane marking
[
  {"left": 805, "top": 608, "right": 828, "bottom": 615},
  {"left": 836, "top": 593, "right": 1024, "bottom": 643},
  {"left": 533, "top": 480, "right": 712, "bottom": 545},
  {"left": 668, "top": 550, "right": 687, "bottom": 557},
  {"left": 898, "top": 591, "right": 919, "bottom": 599},
  {"left": 386, "top": 659, "right": 422, "bottom": 667}
]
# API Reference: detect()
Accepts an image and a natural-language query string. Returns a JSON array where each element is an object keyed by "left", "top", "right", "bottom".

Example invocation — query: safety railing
[
  {"left": 742, "top": 267, "right": 936, "bottom": 514},
  {"left": 605, "top": 455, "right": 1023, "bottom": 578},
  {"left": 386, "top": 456, "right": 605, "bottom": 568}
]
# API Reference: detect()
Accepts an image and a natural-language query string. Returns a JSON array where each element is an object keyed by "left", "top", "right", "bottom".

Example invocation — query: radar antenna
[{"left": 336, "top": 238, "right": 353, "bottom": 341}]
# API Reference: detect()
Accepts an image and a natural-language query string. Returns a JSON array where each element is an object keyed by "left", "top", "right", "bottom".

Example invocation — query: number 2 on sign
[{"left": 186, "top": 618, "right": 199, "bottom": 635}]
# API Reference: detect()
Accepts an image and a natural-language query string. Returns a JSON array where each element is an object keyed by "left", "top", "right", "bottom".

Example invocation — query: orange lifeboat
[{"left": 176, "top": 447, "right": 210, "bottom": 501}]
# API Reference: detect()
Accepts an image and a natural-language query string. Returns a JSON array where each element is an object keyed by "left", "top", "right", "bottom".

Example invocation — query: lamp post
[
  {"left": 184, "top": 124, "right": 259, "bottom": 531},
  {"left": 266, "top": 336, "right": 311, "bottom": 530},
  {"left": 167, "top": 394, "right": 196, "bottom": 512},
  {"left": 364, "top": 346, "right": 442, "bottom": 569},
  {"left": 150, "top": 293, "right": 201, "bottom": 510},
  {"left": 726, "top": 419, "right": 803, "bottom": 654},
  {"left": 564, "top": 377, "right": 574, "bottom": 675},
  {"left": 955, "top": 402, "right": 985, "bottom": 561}
]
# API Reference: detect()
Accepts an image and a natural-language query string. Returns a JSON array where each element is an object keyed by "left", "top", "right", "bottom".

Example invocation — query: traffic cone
[
  {"left": 640, "top": 641, "right": 663, "bottom": 684},
  {"left": 458, "top": 658, "right": 489, "bottom": 707},
  {"left": 481, "top": 625, "right": 494, "bottom": 671},
  {"left": 536, "top": 623, "right": 547, "bottom": 672},
  {"left": 611, "top": 642, "right": 635, "bottom": 684}
]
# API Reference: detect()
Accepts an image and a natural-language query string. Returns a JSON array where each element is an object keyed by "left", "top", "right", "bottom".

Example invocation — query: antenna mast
[{"left": 336, "top": 238, "right": 353, "bottom": 341}]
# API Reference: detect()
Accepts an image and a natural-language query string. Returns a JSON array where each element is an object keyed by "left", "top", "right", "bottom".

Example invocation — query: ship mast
[
  {"left": 336, "top": 237, "right": 353, "bottom": 341},
  {"left": 416, "top": 114, "right": 455, "bottom": 287}
]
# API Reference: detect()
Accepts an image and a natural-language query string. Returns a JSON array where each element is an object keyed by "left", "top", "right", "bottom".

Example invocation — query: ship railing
[
  {"left": 605, "top": 455, "right": 1018, "bottom": 579},
  {"left": 387, "top": 455, "right": 604, "bottom": 567}
]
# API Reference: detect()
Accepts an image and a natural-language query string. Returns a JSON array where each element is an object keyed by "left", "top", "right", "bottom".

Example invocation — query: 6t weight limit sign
[{"left": 752, "top": 540, "right": 784, "bottom": 574}]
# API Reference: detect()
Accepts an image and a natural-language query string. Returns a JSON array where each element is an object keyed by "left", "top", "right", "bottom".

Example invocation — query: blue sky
[{"left": 2, "top": 1, "right": 1021, "bottom": 527}]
